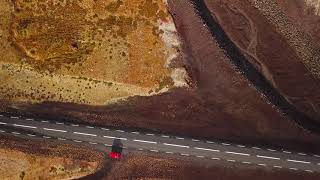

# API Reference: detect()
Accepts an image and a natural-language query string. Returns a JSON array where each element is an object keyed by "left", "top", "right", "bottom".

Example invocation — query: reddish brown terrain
[{"left": 1, "top": 0, "right": 318, "bottom": 154}]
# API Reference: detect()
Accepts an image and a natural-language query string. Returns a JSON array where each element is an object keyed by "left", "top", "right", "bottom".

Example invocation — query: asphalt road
[{"left": 0, "top": 114, "right": 319, "bottom": 173}]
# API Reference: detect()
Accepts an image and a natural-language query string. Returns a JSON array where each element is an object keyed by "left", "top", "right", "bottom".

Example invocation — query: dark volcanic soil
[
  {"left": 3, "top": 0, "right": 320, "bottom": 154},
  {"left": 100, "top": 154, "right": 320, "bottom": 180}
]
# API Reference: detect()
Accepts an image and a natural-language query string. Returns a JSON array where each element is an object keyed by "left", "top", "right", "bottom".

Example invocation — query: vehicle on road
[{"left": 109, "top": 139, "right": 123, "bottom": 159}]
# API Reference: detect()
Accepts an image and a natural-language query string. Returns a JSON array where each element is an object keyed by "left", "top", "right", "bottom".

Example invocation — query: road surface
[{"left": 0, "top": 114, "right": 319, "bottom": 173}]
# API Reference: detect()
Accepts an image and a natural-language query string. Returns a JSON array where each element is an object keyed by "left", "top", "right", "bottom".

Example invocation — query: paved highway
[{"left": 0, "top": 114, "right": 319, "bottom": 173}]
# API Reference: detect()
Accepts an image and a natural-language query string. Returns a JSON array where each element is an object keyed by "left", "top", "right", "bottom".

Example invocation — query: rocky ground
[{"left": 0, "top": 134, "right": 104, "bottom": 180}]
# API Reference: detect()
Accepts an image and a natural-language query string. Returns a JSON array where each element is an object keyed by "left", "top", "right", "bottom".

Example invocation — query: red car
[{"left": 109, "top": 139, "right": 123, "bottom": 159}]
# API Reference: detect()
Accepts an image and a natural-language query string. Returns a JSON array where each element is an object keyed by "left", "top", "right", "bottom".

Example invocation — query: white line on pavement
[
  {"left": 242, "top": 161, "right": 251, "bottom": 164},
  {"left": 0, "top": 115, "right": 3, "bottom": 117},
  {"left": 196, "top": 155, "right": 204, "bottom": 158},
  {"left": 13, "top": 124, "right": 37, "bottom": 129},
  {"left": 116, "top": 130, "right": 124, "bottom": 133},
  {"left": 164, "top": 143, "right": 190, "bottom": 148},
  {"left": 43, "top": 128, "right": 67, "bottom": 133},
  {"left": 252, "top": 147, "right": 261, "bottom": 150},
  {"left": 257, "top": 155, "right": 280, "bottom": 160},
  {"left": 101, "top": 128, "right": 109, "bottom": 131},
  {"left": 313, "top": 154, "right": 320, "bottom": 158},
  {"left": 0, "top": 122, "right": 7, "bottom": 125},
  {"left": 258, "top": 164, "right": 267, "bottom": 166},
  {"left": 194, "top": 147, "right": 220, "bottom": 152},
  {"left": 289, "top": 168, "right": 298, "bottom": 171},
  {"left": 226, "top": 151, "right": 250, "bottom": 156},
  {"left": 192, "top": 139, "right": 200, "bottom": 142},
  {"left": 298, "top": 153, "right": 307, "bottom": 156},
  {"left": 267, "top": 149, "right": 276, "bottom": 152},
  {"left": 86, "top": 126, "right": 94, "bottom": 129},
  {"left": 287, "top": 159, "right": 311, "bottom": 164},
  {"left": 146, "top": 133, "right": 154, "bottom": 136},
  {"left": 104, "top": 135, "right": 127, "bottom": 140},
  {"left": 25, "top": 118, "right": 34, "bottom": 121},
  {"left": 133, "top": 139, "right": 157, "bottom": 144},
  {"left": 305, "top": 170, "right": 313, "bottom": 173},
  {"left": 0, "top": 130, "right": 5, "bottom": 133},
  {"left": 181, "top": 153, "right": 189, "bottom": 156},
  {"left": 43, "top": 136, "right": 51, "bottom": 139},
  {"left": 273, "top": 166, "right": 282, "bottom": 168},
  {"left": 12, "top": 132, "right": 20, "bottom": 135},
  {"left": 237, "top": 145, "right": 246, "bottom": 148},
  {"left": 161, "top": 135, "right": 170, "bottom": 138},
  {"left": 221, "top": 143, "right": 231, "bottom": 146},
  {"left": 41, "top": 121, "right": 49, "bottom": 123},
  {"left": 71, "top": 124, "right": 79, "bottom": 127},
  {"left": 131, "top": 132, "right": 139, "bottom": 134},
  {"left": 165, "top": 151, "right": 173, "bottom": 154},
  {"left": 283, "top": 151, "right": 291, "bottom": 154},
  {"left": 56, "top": 122, "right": 64, "bottom": 125},
  {"left": 150, "top": 150, "right": 159, "bottom": 152},
  {"left": 227, "top": 159, "right": 236, "bottom": 162},
  {"left": 211, "top": 157, "right": 220, "bottom": 160},
  {"left": 10, "top": 116, "right": 19, "bottom": 119},
  {"left": 176, "top": 137, "right": 184, "bottom": 140},
  {"left": 73, "top": 132, "right": 97, "bottom": 137},
  {"left": 73, "top": 140, "right": 82, "bottom": 143},
  {"left": 206, "top": 141, "right": 214, "bottom": 144},
  {"left": 58, "top": 138, "right": 66, "bottom": 141},
  {"left": 27, "top": 134, "right": 36, "bottom": 137}
]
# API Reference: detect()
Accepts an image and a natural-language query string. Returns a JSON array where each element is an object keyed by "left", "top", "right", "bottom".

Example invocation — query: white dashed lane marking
[
  {"left": 104, "top": 136, "right": 127, "bottom": 141},
  {"left": 195, "top": 147, "right": 220, "bottom": 152},
  {"left": 196, "top": 155, "right": 205, "bottom": 158},
  {"left": 133, "top": 139, "right": 157, "bottom": 144},
  {"left": 58, "top": 138, "right": 66, "bottom": 141},
  {"left": 89, "top": 142, "right": 98, "bottom": 145},
  {"left": 181, "top": 153, "right": 189, "bottom": 156},
  {"left": 146, "top": 133, "right": 154, "bottom": 136},
  {"left": 258, "top": 164, "right": 267, "bottom": 166},
  {"left": 256, "top": 155, "right": 280, "bottom": 160},
  {"left": 273, "top": 165, "right": 282, "bottom": 168},
  {"left": 163, "top": 143, "right": 189, "bottom": 148},
  {"left": 27, "top": 134, "right": 36, "bottom": 137},
  {"left": 237, "top": 145, "right": 246, "bottom": 148},
  {"left": 73, "top": 132, "right": 97, "bottom": 137},
  {"left": 41, "top": 121, "right": 49, "bottom": 123},
  {"left": 150, "top": 150, "right": 159, "bottom": 152},
  {"left": 165, "top": 151, "right": 174, "bottom": 154},
  {"left": 267, "top": 149, "right": 276, "bottom": 152},
  {"left": 283, "top": 151, "right": 291, "bottom": 154},
  {"left": 289, "top": 168, "right": 298, "bottom": 171},
  {"left": 86, "top": 126, "right": 94, "bottom": 129},
  {"left": 242, "top": 161, "right": 251, "bottom": 164},
  {"left": 192, "top": 139, "right": 200, "bottom": 142},
  {"left": 287, "top": 159, "right": 311, "bottom": 164},
  {"left": 221, "top": 143, "right": 231, "bottom": 146},
  {"left": 56, "top": 122, "right": 64, "bottom": 125},
  {"left": 206, "top": 141, "right": 214, "bottom": 144},
  {"left": 175, "top": 137, "right": 184, "bottom": 140},
  {"left": 298, "top": 153, "right": 307, "bottom": 156},
  {"left": 73, "top": 140, "right": 82, "bottom": 143},
  {"left": 161, "top": 135, "right": 170, "bottom": 138},
  {"left": 12, "top": 132, "right": 20, "bottom": 135},
  {"left": 225, "top": 151, "right": 250, "bottom": 156},
  {"left": 25, "top": 118, "right": 34, "bottom": 121},
  {"left": 10, "top": 116, "right": 19, "bottom": 119},
  {"left": 131, "top": 132, "right": 139, "bottom": 134},
  {"left": 43, "top": 128, "right": 67, "bottom": 133},
  {"left": 13, "top": 124, "right": 37, "bottom": 129},
  {"left": 252, "top": 147, "right": 261, "bottom": 150},
  {"left": 101, "top": 128, "right": 109, "bottom": 131},
  {"left": 0, "top": 130, "right": 5, "bottom": 133},
  {"left": 227, "top": 159, "right": 236, "bottom": 162},
  {"left": 43, "top": 136, "right": 51, "bottom": 139},
  {"left": 71, "top": 124, "right": 79, "bottom": 127}
]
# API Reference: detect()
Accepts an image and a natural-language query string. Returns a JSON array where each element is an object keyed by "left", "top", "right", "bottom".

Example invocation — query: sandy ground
[
  {"left": 0, "top": 0, "right": 188, "bottom": 105},
  {"left": 0, "top": 134, "right": 104, "bottom": 180}
]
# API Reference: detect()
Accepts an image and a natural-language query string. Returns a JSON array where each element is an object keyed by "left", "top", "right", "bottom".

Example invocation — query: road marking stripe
[
  {"left": 273, "top": 165, "right": 282, "bottom": 168},
  {"left": 104, "top": 135, "right": 127, "bottom": 140},
  {"left": 56, "top": 122, "right": 64, "bottom": 125},
  {"left": 206, "top": 141, "right": 214, "bottom": 144},
  {"left": 165, "top": 151, "right": 173, "bottom": 154},
  {"left": 196, "top": 155, "right": 204, "bottom": 158},
  {"left": 12, "top": 132, "right": 20, "bottom": 135},
  {"left": 226, "top": 151, "right": 250, "bottom": 156},
  {"left": 0, "top": 130, "right": 5, "bottom": 133},
  {"left": 0, "top": 122, "right": 7, "bottom": 125},
  {"left": 101, "top": 128, "right": 109, "bottom": 131},
  {"left": 161, "top": 135, "right": 170, "bottom": 138},
  {"left": 133, "top": 139, "right": 157, "bottom": 144},
  {"left": 252, "top": 147, "right": 260, "bottom": 150},
  {"left": 289, "top": 168, "right": 298, "bottom": 171},
  {"left": 257, "top": 155, "right": 280, "bottom": 160},
  {"left": 192, "top": 139, "right": 200, "bottom": 142},
  {"left": 25, "top": 118, "right": 34, "bottom": 121},
  {"left": 237, "top": 145, "right": 245, "bottom": 148},
  {"left": 86, "top": 126, "right": 94, "bottom": 129},
  {"left": 221, "top": 143, "right": 230, "bottom": 146},
  {"left": 313, "top": 154, "right": 320, "bottom": 158},
  {"left": 13, "top": 124, "right": 37, "bottom": 129},
  {"left": 0, "top": 115, "right": 3, "bottom": 117},
  {"left": 58, "top": 138, "right": 66, "bottom": 141},
  {"left": 164, "top": 143, "right": 189, "bottom": 148},
  {"left": 176, "top": 137, "right": 184, "bottom": 140},
  {"left": 287, "top": 159, "right": 310, "bottom": 164},
  {"left": 181, "top": 153, "right": 189, "bottom": 156},
  {"left": 116, "top": 130, "right": 124, "bottom": 133},
  {"left": 89, "top": 142, "right": 97, "bottom": 145},
  {"left": 146, "top": 133, "right": 154, "bottom": 136},
  {"left": 258, "top": 164, "right": 267, "bottom": 166},
  {"left": 74, "top": 132, "right": 97, "bottom": 137},
  {"left": 305, "top": 170, "right": 313, "bottom": 173},
  {"left": 150, "top": 150, "right": 159, "bottom": 152},
  {"left": 71, "top": 124, "right": 79, "bottom": 127},
  {"left": 267, "top": 149, "right": 276, "bottom": 152},
  {"left": 194, "top": 147, "right": 219, "bottom": 152},
  {"left": 283, "top": 151, "right": 291, "bottom": 154},
  {"left": 227, "top": 159, "right": 236, "bottom": 162},
  {"left": 242, "top": 161, "right": 251, "bottom": 164},
  {"left": 73, "top": 140, "right": 82, "bottom": 143},
  {"left": 298, "top": 153, "right": 307, "bottom": 156},
  {"left": 41, "top": 121, "right": 49, "bottom": 123},
  {"left": 104, "top": 144, "right": 112, "bottom": 147},
  {"left": 43, "top": 136, "right": 51, "bottom": 139},
  {"left": 10, "top": 116, "right": 19, "bottom": 119},
  {"left": 43, "top": 128, "right": 67, "bottom": 133},
  {"left": 211, "top": 157, "right": 220, "bottom": 160},
  {"left": 131, "top": 132, "right": 139, "bottom": 134},
  {"left": 27, "top": 134, "right": 36, "bottom": 137}
]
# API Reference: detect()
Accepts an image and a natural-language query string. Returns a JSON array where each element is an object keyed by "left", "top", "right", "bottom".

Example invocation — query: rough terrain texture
[
  {"left": 0, "top": 134, "right": 104, "bottom": 180},
  {"left": 0, "top": 0, "right": 188, "bottom": 105},
  {"left": 102, "top": 153, "right": 320, "bottom": 180},
  {"left": 2, "top": 0, "right": 320, "bottom": 155}
]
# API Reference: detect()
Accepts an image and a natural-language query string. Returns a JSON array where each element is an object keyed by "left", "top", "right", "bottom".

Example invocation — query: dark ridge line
[{"left": 192, "top": 0, "right": 320, "bottom": 134}]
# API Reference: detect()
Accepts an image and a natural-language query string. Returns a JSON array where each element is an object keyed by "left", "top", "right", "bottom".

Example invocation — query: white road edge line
[
  {"left": 146, "top": 133, "right": 154, "bottom": 136},
  {"left": 165, "top": 151, "right": 174, "bottom": 154},
  {"left": 73, "top": 132, "right": 97, "bottom": 137},
  {"left": 287, "top": 159, "right": 311, "bottom": 164},
  {"left": 13, "top": 124, "right": 37, "bottom": 129},
  {"left": 133, "top": 139, "right": 157, "bottom": 144},
  {"left": 257, "top": 155, "right": 280, "bottom": 160},
  {"left": 164, "top": 143, "right": 190, "bottom": 148},
  {"left": 43, "top": 128, "right": 67, "bottom": 133},
  {"left": 227, "top": 159, "right": 236, "bottom": 162},
  {"left": 71, "top": 124, "right": 79, "bottom": 127},
  {"left": 195, "top": 147, "right": 219, "bottom": 152},
  {"left": 226, "top": 151, "right": 250, "bottom": 156}
]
